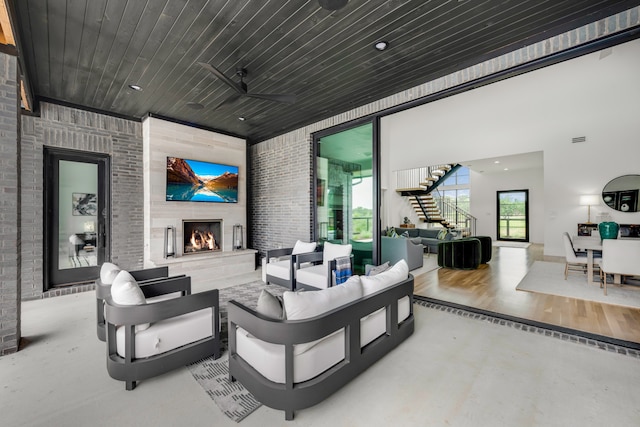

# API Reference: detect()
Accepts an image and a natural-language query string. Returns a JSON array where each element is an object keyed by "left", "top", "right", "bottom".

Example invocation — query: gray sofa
[
  {"left": 394, "top": 227, "right": 454, "bottom": 254},
  {"left": 228, "top": 270, "right": 414, "bottom": 420},
  {"left": 381, "top": 236, "right": 424, "bottom": 270}
]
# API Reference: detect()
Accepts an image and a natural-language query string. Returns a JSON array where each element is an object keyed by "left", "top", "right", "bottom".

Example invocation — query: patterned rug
[{"left": 187, "top": 281, "right": 285, "bottom": 422}]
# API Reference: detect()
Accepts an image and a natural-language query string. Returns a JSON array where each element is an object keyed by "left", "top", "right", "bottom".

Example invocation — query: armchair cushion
[
  {"left": 111, "top": 271, "right": 150, "bottom": 331},
  {"left": 265, "top": 260, "right": 291, "bottom": 281},
  {"left": 295, "top": 264, "right": 329, "bottom": 289},
  {"left": 100, "top": 262, "right": 121, "bottom": 284},
  {"left": 322, "top": 241, "right": 352, "bottom": 266},
  {"left": 115, "top": 308, "right": 212, "bottom": 358},
  {"left": 292, "top": 240, "right": 317, "bottom": 255}
]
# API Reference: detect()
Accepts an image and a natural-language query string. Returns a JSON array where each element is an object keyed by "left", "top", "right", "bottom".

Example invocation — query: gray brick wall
[
  {"left": 248, "top": 8, "right": 640, "bottom": 259},
  {"left": 0, "top": 53, "right": 20, "bottom": 355},
  {"left": 20, "top": 102, "right": 143, "bottom": 299}
]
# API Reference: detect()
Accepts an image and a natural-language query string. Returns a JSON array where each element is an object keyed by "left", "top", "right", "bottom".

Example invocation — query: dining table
[{"left": 571, "top": 235, "right": 602, "bottom": 285}]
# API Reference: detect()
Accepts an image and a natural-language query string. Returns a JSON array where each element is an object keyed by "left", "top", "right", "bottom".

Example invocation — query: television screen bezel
[{"left": 165, "top": 156, "right": 239, "bottom": 203}]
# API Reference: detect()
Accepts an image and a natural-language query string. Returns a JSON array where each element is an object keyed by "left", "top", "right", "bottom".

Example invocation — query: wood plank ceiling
[{"left": 11, "top": 0, "right": 640, "bottom": 143}]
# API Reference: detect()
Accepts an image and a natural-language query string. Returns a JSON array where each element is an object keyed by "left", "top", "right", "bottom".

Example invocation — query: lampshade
[{"left": 579, "top": 194, "right": 600, "bottom": 206}]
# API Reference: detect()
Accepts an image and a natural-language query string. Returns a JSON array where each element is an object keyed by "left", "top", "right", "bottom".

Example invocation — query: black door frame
[
  {"left": 43, "top": 147, "right": 111, "bottom": 289},
  {"left": 496, "top": 189, "right": 529, "bottom": 242},
  {"left": 311, "top": 117, "right": 380, "bottom": 265}
]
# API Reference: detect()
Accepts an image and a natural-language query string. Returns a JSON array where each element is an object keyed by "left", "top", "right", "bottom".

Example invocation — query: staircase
[{"left": 395, "top": 163, "right": 476, "bottom": 236}]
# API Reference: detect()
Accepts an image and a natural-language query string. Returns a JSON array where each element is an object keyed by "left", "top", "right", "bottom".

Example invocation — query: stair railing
[
  {"left": 431, "top": 190, "right": 477, "bottom": 236},
  {"left": 395, "top": 164, "right": 454, "bottom": 190}
]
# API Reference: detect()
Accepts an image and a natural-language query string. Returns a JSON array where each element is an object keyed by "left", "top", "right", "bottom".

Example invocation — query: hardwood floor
[{"left": 413, "top": 244, "right": 640, "bottom": 345}]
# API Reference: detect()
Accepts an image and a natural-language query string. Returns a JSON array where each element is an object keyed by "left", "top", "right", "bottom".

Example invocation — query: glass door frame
[
  {"left": 496, "top": 189, "right": 529, "bottom": 242},
  {"left": 43, "top": 147, "right": 111, "bottom": 289},
  {"left": 311, "top": 117, "right": 381, "bottom": 265}
]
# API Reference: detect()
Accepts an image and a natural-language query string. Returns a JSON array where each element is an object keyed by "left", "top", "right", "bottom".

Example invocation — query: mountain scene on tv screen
[{"left": 166, "top": 157, "right": 238, "bottom": 202}]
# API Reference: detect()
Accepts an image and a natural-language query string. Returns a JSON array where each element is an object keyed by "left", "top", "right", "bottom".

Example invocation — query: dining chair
[{"left": 562, "top": 232, "right": 590, "bottom": 279}]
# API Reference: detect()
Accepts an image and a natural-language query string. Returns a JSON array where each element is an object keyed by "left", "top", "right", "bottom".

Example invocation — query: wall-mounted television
[{"left": 166, "top": 157, "right": 238, "bottom": 203}]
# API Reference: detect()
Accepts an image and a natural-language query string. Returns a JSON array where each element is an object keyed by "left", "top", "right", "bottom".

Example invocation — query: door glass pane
[
  {"left": 58, "top": 160, "right": 99, "bottom": 269},
  {"left": 497, "top": 190, "right": 528, "bottom": 241},
  {"left": 317, "top": 123, "right": 373, "bottom": 274}
]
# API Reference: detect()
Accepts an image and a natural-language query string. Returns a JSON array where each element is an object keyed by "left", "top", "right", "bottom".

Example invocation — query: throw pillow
[
  {"left": 361, "top": 259, "right": 409, "bottom": 296},
  {"left": 256, "top": 289, "right": 285, "bottom": 320},
  {"left": 100, "top": 262, "right": 120, "bottom": 284},
  {"left": 402, "top": 231, "right": 409, "bottom": 238},
  {"left": 111, "top": 270, "right": 149, "bottom": 331},
  {"left": 292, "top": 240, "right": 317, "bottom": 255},
  {"left": 367, "top": 261, "right": 390, "bottom": 276},
  {"left": 322, "top": 241, "right": 352, "bottom": 266},
  {"left": 437, "top": 229, "right": 448, "bottom": 240}
]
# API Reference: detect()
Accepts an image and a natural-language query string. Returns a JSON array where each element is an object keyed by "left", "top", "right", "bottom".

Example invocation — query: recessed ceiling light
[
  {"left": 374, "top": 41, "right": 389, "bottom": 51},
  {"left": 238, "top": 116, "right": 246, "bottom": 121},
  {"left": 494, "top": 160, "right": 500, "bottom": 164},
  {"left": 128, "top": 84, "right": 142, "bottom": 91},
  {"left": 504, "top": 168, "right": 509, "bottom": 171}
]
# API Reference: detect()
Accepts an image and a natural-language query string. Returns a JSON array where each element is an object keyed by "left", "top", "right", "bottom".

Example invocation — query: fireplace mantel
[{"left": 147, "top": 249, "right": 257, "bottom": 286}]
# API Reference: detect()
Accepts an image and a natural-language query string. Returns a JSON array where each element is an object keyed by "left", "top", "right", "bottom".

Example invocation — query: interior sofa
[
  {"left": 394, "top": 227, "right": 453, "bottom": 253},
  {"left": 228, "top": 260, "right": 415, "bottom": 420},
  {"left": 381, "top": 235, "right": 424, "bottom": 270}
]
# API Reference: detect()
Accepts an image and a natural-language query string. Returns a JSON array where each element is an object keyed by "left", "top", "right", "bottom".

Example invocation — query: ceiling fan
[{"left": 197, "top": 62, "right": 296, "bottom": 110}]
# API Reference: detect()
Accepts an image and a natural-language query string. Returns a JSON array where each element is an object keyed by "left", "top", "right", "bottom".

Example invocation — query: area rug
[
  {"left": 493, "top": 241, "right": 532, "bottom": 248},
  {"left": 516, "top": 261, "right": 640, "bottom": 309},
  {"left": 187, "top": 280, "right": 285, "bottom": 422}
]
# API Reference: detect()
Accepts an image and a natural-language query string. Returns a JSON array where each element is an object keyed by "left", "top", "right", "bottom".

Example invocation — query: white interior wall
[
  {"left": 381, "top": 38, "right": 640, "bottom": 256},
  {"left": 470, "top": 167, "right": 545, "bottom": 243}
]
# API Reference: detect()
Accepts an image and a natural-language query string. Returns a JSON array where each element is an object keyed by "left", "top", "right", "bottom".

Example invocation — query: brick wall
[
  {"left": 20, "top": 103, "right": 143, "bottom": 299},
  {"left": 0, "top": 53, "right": 20, "bottom": 355},
  {"left": 248, "top": 8, "right": 640, "bottom": 259}
]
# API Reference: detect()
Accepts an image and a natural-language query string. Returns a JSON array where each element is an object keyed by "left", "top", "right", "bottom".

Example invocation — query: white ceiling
[{"left": 460, "top": 151, "right": 543, "bottom": 174}]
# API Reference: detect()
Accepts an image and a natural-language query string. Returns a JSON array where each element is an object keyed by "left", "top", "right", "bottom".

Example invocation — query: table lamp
[{"left": 579, "top": 194, "right": 600, "bottom": 223}]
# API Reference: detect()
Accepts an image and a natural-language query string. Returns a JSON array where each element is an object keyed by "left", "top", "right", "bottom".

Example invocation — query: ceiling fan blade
[
  {"left": 246, "top": 93, "right": 297, "bottom": 104},
  {"left": 197, "top": 62, "right": 246, "bottom": 94},
  {"left": 211, "top": 94, "right": 242, "bottom": 110}
]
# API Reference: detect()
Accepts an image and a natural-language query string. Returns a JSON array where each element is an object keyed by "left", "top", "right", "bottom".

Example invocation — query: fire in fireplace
[{"left": 183, "top": 220, "right": 222, "bottom": 254}]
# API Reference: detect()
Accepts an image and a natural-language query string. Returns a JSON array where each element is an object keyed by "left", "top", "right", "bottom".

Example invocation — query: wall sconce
[
  {"left": 579, "top": 194, "right": 600, "bottom": 223},
  {"left": 164, "top": 226, "right": 176, "bottom": 258}
]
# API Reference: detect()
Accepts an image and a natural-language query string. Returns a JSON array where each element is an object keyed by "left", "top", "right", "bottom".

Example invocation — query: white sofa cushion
[
  {"left": 236, "top": 326, "right": 344, "bottom": 384},
  {"left": 265, "top": 259, "right": 291, "bottom": 280},
  {"left": 100, "top": 262, "right": 121, "bottom": 284},
  {"left": 361, "top": 296, "right": 411, "bottom": 347},
  {"left": 283, "top": 276, "right": 362, "bottom": 320},
  {"left": 322, "top": 242, "right": 352, "bottom": 266},
  {"left": 360, "top": 259, "right": 409, "bottom": 296},
  {"left": 111, "top": 270, "right": 149, "bottom": 331},
  {"left": 283, "top": 276, "right": 362, "bottom": 354},
  {"left": 116, "top": 308, "right": 213, "bottom": 358},
  {"left": 292, "top": 240, "right": 317, "bottom": 255}
]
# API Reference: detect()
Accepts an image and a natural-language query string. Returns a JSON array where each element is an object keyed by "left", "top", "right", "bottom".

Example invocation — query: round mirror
[{"left": 602, "top": 174, "right": 640, "bottom": 212}]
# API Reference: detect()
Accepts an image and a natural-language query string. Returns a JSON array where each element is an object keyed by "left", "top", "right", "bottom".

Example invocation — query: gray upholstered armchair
[
  {"left": 381, "top": 236, "right": 424, "bottom": 271},
  {"left": 104, "top": 273, "right": 220, "bottom": 390}
]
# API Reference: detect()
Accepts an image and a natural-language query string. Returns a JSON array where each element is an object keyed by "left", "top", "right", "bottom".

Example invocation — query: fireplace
[{"left": 183, "top": 220, "right": 222, "bottom": 255}]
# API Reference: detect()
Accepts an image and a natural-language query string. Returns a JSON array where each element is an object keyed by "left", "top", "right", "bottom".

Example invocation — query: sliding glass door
[{"left": 314, "top": 122, "right": 377, "bottom": 274}]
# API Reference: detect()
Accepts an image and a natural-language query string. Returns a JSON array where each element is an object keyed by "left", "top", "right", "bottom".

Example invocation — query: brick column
[{"left": 0, "top": 52, "right": 21, "bottom": 355}]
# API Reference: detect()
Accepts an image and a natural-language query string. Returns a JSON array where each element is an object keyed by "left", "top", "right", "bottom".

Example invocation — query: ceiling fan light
[
  {"left": 318, "top": 0, "right": 348, "bottom": 11},
  {"left": 374, "top": 41, "right": 389, "bottom": 51}
]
